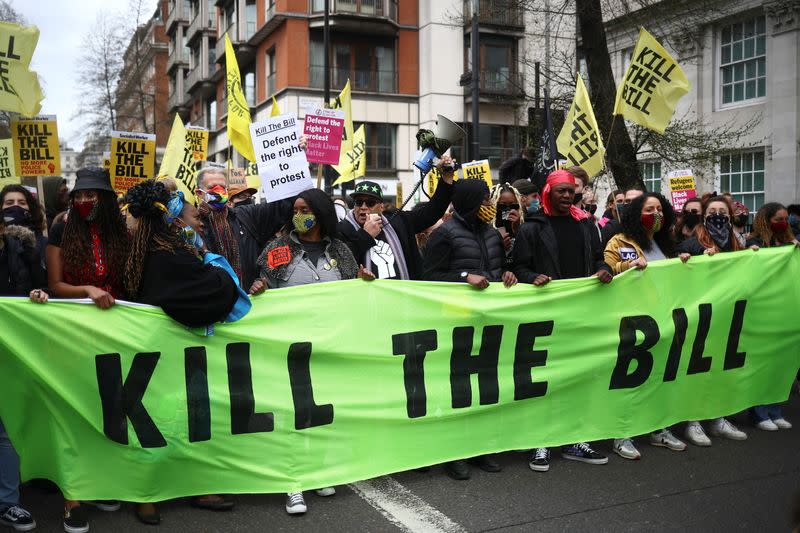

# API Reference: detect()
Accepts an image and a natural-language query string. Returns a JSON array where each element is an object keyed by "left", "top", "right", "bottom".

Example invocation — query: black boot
[{"left": 443, "top": 460, "right": 471, "bottom": 480}]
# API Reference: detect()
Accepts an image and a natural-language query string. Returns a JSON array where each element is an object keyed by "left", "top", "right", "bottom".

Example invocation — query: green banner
[{"left": 1, "top": 248, "right": 799, "bottom": 501}]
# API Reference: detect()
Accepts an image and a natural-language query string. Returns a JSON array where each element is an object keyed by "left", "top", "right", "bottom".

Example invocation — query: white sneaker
[
  {"left": 315, "top": 487, "right": 336, "bottom": 497},
  {"left": 756, "top": 419, "right": 779, "bottom": 431},
  {"left": 613, "top": 438, "right": 641, "bottom": 460},
  {"left": 685, "top": 421, "right": 711, "bottom": 446},
  {"left": 286, "top": 492, "right": 307, "bottom": 515},
  {"left": 773, "top": 417, "right": 792, "bottom": 429},
  {"left": 709, "top": 417, "right": 747, "bottom": 440},
  {"left": 650, "top": 429, "right": 687, "bottom": 451}
]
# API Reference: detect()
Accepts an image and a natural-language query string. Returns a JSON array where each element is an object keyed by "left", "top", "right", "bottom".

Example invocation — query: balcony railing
[
  {"left": 464, "top": 0, "right": 524, "bottom": 28},
  {"left": 168, "top": 89, "right": 185, "bottom": 112},
  {"left": 167, "top": 46, "right": 188, "bottom": 72},
  {"left": 187, "top": 8, "right": 217, "bottom": 42},
  {"left": 310, "top": 65, "right": 396, "bottom": 93},
  {"left": 478, "top": 69, "right": 524, "bottom": 96},
  {"left": 311, "top": 0, "right": 397, "bottom": 22},
  {"left": 185, "top": 64, "right": 208, "bottom": 92},
  {"left": 166, "top": 2, "right": 190, "bottom": 32}
]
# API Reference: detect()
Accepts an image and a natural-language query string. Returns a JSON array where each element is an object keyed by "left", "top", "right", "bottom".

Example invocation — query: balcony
[
  {"left": 185, "top": 65, "right": 216, "bottom": 97},
  {"left": 166, "top": 2, "right": 190, "bottom": 33},
  {"left": 309, "top": 65, "right": 396, "bottom": 94},
  {"left": 463, "top": 0, "right": 524, "bottom": 33},
  {"left": 167, "top": 46, "right": 189, "bottom": 73},
  {"left": 186, "top": 9, "right": 218, "bottom": 43},
  {"left": 464, "top": 69, "right": 525, "bottom": 101},
  {"left": 309, "top": 0, "right": 398, "bottom": 36},
  {"left": 215, "top": 28, "right": 256, "bottom": 65},
  {"left": 168, "top": 88, "right": 189, "bottom": 113}
]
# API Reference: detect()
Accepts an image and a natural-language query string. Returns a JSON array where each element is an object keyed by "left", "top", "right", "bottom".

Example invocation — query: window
[
  {"left": 363, "top": 123, "right": 395, "bottom": 170},
  {"left": 182, "top": 0, "right": 191, "bottom": 16},
  {"left": 245, "top": 0, "right": 256, "bottom": 39},
  {"left": 720, "top": 15, "right": 766, "bottom": 105},
  {"left": 206, "top": 98, "right": 217, "bottom": 130},
  {"left": 619, "top": 47, "right": 634, "bottom": 82},
  {"left": 182, "top": 34, "right": 190, "bottom": 59},
  {"left": 222, "top": 2, "right": 236, "bottom": 35},
  {"left": 720, "top": 150, "right": 765, "bottom": 214},
  {"left": 641, "top": 161, "right": 662, "bottom": 194},
  {"left": 190, "top": 0, "right": 199, "bottom": 20},
  {"left": 243, "top": 65, "right": 256, "bottom": 106},
  {"left": 191, "top": 41, "right": 201, "bottom": 70},
  {"left": 207, "top": 0, "right": 217, "bottom": 26},
  {"left": 310, "top": 37, "right": 396, "bottom": 93},
  {"left": 207, "top": 38, "right": 216, "bottom": 74},
  {"left": 266, "top": 48, "right": 276, "bottom": 96},
  {"left": 478, "top": 124, "right": 518, "bottom": 168}
]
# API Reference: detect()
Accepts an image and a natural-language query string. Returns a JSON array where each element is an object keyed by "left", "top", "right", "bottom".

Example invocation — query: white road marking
[{"left": 349, "top": 476, "right": 466, "bottom": 533}]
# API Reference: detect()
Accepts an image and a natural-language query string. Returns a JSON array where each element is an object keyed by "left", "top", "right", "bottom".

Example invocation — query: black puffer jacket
[
  {"left": 512, "top": 211, "right": 610, "bottom": 282},
  {"left": 0, "top": 225, "right": 46, "bottom": 296},
  {"left": 422, "top": 213, "right": 505, "bottom": 282}
]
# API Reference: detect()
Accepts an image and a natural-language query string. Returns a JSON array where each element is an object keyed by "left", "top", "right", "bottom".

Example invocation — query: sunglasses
[{"left": 354, "top": 198, "right": 379, "bottom": 208}]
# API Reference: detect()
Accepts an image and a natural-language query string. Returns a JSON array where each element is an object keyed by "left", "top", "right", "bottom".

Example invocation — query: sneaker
[
  {"left": 529, "top": 448, "right": 550, "bottom": 472},
  {"left": 84, "top": 500, "right": 120, "bottom": 512},
  {"left": 650, "top": 429, "right": 687, "bottom": 451},
  {"left": 773, "top": 417, "right": 793, "bottom": 430},
  {"left": 314, "top": 487, "right": 335, "bottom": 497},
  {"left": 684, "top": 421, "right": 711, "bottom": 446},
  {"left": 561, "top": 442, "right": 608, "bottom": 465},
  {"left": 285, "top": 492, "right": 307, "bottom": 515},
  {"left": 709, "top": 417, "right": 747, "bottom": 440},
  {"left": 63, "top": 505, "right": 88, "bottom": 533},
  {"left": 755, "top": 419, "right": 779, "bottom": 431},
  {"left": 613, "top": 438, "right": 641, "bottom": 460},
  {"left": 0, "top": 505, "right": 36, "bottom": 531}
]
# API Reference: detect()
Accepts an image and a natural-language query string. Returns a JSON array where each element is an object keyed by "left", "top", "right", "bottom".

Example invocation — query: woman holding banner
[{"left": 1, "top": 184, "right": 49, "bottom": 257}]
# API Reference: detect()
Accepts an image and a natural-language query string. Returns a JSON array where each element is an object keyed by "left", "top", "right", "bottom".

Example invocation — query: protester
[
  {"left": 601, "top": 188, "right": 644, "bottom": 244},
  {"left": 339, "top": 157, "right": 454, "bottom": 280},
  {"left": 45, "top": 167, "right": 126, "bottom": 533},
  {"left": 513, "top": 169, "right": 611, "bottom": 471},
  {"left": 673, "top": 198, "right": 703, "bottom": 243},
  {"left": 1, "top": 184, "right": 48, "bottom": 256},
  {"left": 731, "top": 201, "right": 749, "bottom": 247},
  {"left": 491, "top": 182, "right": 524, "bottom": 265},
  {"left": 598, "top": 190, "right": 624, "bottom": 229},
  {"left": 603, "top": 192, "right": 691, "bottom": 459},
  {"left": 421, "top": 177, "right": 516, "bottom": 480},
  {"left": 677, "top": 195, "right": 756, "bottom": 445},
  {"left": 228, "top": 185, "right": 258, "bottom": 207},
  {"left": 0, "top": 195, "right": 46, "bottom": 297},
  {"left": 511, "top": 178, "right": 539, "bottom": 215},
  {"left": 745, "top": 202, "right": 799, "bottom": 431},
  {"left": 580, "top": 188, "right": 598, "bottom": 219},
  {"left": 410, "top": 202, "right": 443, "bottom": 253},
  {"left": 787, "top": 204, "right": 800, "bottom": 238},
  {"left": 41, "top": 176, "right": 69, "bottom": 230}
]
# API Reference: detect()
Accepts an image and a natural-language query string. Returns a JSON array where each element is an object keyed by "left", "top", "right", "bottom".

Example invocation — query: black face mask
[
  {"left": 616, "top": 203, "right": 628, "bottom": 221},
  {"left": 2, "top": 205, "right": 30, "bottom": 227},
  {"left": 733, "top": 214, "right": 748, "bottom": 228},
  {"left": 683, "top": 212, "right": 701, "bottom": 229},
  {"left": 572, "top": 192, "right": 583, "bottom": 205},
  {"left": 235, "top": 198, "right": 255, "bottom": 207}
]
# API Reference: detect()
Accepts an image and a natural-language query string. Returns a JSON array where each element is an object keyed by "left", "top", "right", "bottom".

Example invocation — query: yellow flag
[
  {"left": 270, "top": 96, "right": 281, "bottom": 117},
  {"left": 330, "top": 80, "right": 354, "bottom": 176},
  {"left": 613, "top": 27, "right": 689, "bottom": 134},
  {"left": 332, "top": 124, "right": 366, "bottom": 186},
  {"left": 0, "top": 22, "right": 44, "bottom": 117},
  {"left": 556, "top": 76, "right": 605, "bottom": 177},
  {"left": 157, "top": 114, "right": 197, "bottom": 204},
  {"left": 0, "top": 138, "right": 19, "bottom": 185},
  {"left": 224, "top": 34, "right": 255, "bottom": 162}
]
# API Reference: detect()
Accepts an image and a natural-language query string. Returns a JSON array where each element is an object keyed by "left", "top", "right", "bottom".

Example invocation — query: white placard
[{"left": 249, "top": 113, "right": 312, "bottom": 202}]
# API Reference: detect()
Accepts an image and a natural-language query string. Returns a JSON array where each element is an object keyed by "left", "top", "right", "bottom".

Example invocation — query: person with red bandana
[{"left": 512, "top": 169, "right": 612, "bottom": 472}]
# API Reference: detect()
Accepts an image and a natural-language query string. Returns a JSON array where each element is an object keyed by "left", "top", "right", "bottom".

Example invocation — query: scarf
[
  {"left": 541, "top": 170, "right": 589, "bottom": 222},
  {"left": 204, "top": 205, "right": 243, "bottom": 284},
  {"left": 64, "top": 222, "right": 121, "bottom": 298},
  {"left": 345, "top": 210, "right": 410, "bottom": 280}
]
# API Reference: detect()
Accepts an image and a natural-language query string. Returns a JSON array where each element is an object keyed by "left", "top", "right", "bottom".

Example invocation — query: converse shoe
[
  {"left": 561, "top": 442, "right": 608, "bottom": 465},
  {"left": 0, "top": 505, "right": 36, "bottom": 531},
  {"left": 709, "top": 417, "right": 747, "bottom": 440},
  {"left": 528, "top": 448, "right": 550, "bottom": 472},
  {"left": 773, "top": 417, "right": 792, "bottom": 430},
  {"left": 613, "top": 438, "right": 641, "bottom": 460},
  {"left": 650, "top": 429, "right": 687, "bottom": 451},
  {"left": 755, "top": 419, "right": 779, "bottom": 431},
  {"left": 62, "top": 505, "right": 88, "bottom": 533},
  {"left": 314, "top": 487, "right": 335, "bottom": 497},
  {"left": 684, "top": 421, "right": 711, "bottom": 446},
  {"left": 285, "top": 492, "right": 307, "bottom": 515}
]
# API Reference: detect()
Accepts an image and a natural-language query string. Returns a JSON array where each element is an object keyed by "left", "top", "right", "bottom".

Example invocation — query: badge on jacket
[
  {"left": 619, "top": 247, "right": 638, "bottom": 261},
  {"left": 267, "top": 246, "right": 292, "bottom": 268}
]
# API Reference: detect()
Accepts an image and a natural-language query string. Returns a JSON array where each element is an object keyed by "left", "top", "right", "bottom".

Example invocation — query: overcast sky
[{"left": 16, "top": 0, "right": 158, "bottom": 150}]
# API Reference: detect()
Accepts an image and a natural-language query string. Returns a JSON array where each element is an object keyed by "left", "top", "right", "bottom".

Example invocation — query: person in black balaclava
[{"left": 421, "top": 178, "right": 517, "bottom": 481}]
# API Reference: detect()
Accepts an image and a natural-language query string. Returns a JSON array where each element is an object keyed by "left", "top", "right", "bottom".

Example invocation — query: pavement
[{"left": 18, "top": 394, "right": 800, "bottom": 533}]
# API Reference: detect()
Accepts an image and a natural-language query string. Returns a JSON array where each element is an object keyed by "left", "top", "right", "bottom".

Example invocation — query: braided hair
[
  {"left": 490, "top": 182, "right": 525, "bottom": 226},
  {"left": 749, "top": 202, "right": 795, "bottom": 247},
  {"left": 123, "top": 179, "right": 189, "bottom": 297}
]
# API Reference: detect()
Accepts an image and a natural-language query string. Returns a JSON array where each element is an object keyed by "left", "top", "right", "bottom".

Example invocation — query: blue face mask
[
  {"left": 179, "top": 225, "right": 204, "bottom": 250},
  {"left": 528, "top": 199, "right": 541, "bottom": 214}
]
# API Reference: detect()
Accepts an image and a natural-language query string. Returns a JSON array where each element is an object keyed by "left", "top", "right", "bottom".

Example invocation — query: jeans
[
  {"left": 752, "top": 404, "right": 783, "bottom": 422},
  {"left": 0, "top": 417, "right": 20, "bottom": 508}
]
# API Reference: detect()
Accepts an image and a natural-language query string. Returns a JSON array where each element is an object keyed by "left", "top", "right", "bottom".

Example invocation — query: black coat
[
  {"left": 512, "top": 212, "right": 611, "bottom": 283},
  {"left": 0, "top": 225, "right": 46, "bottom": 296},
  {"left": 202, "top": 200, "right": 292, "bottom": 289},
  {"left": 137, "top": 247, "right": 239, "bottom": 328},
  {"left": 338, "top": 180, "right": 454, "bottom": 280},
  {"left": 422, "top": 213, "right": 505, "bottom": 282}
]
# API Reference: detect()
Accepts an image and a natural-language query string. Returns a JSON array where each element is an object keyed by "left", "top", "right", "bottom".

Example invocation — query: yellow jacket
[{"left": 604, "top": 233, "right": 645, "bottom": 274}]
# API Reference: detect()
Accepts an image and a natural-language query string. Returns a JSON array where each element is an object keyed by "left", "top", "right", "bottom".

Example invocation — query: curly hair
[
  {"left": 123, "top": 179, "right": 190, "bottom": 297},
  {"left": 692, "top": 195, "right": 744, "bottom": 252},
  {"left": 0, "top": 184, "right": 46, "bottom": 233},
  {"left": 621, "top": 192, "right": 677, "bottom": 257},
  {"left": 749, "top": 202, "right": 795, "bottom": 247},
  {"left": 61, "top": 189, "right": 128, "bottom": 281}
]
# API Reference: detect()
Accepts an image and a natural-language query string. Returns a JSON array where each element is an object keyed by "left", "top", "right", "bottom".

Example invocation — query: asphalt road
[{"left": 19, "top": 393, "right": 800, "bottom": 532}]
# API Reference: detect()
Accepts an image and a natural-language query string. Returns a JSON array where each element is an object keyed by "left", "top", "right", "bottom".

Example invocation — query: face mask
[
  {"left": 683, "top": 212, "right": 701, "bottom": 229},
  {"left": 235, "top": 198, "right": 254, "bottom": 207},
  {"left": 641, "top": 211, "right": 664, "bottom": 232},
  {"left": 616, "top": 203, "right": 628, "bottom": 221},
  {"left": 706, "top": 213, "right": 730, "bottom": 230},
  {"left": 178, "top": 224, "right": 204, "bottom": 250},
  {"left": 2, "top": 205, "right": 30, "bottom": 226},
  {"left": 572, "top": 192, "right": 583, "bottom": 205},
  {"left": 733, "top": 214, "right": 749, "bottom": 227},
  {"left": 74, "top": 199, "right": 98, "bottom": 221},
  {"left": 293, "top": 213, "right": 316, "bottom": 234},
  {"left": 789, "top": 214, "right": 799, "bottom": 228},
  {"left": 770, "top": 220, "right": 789, "bottom": 234},
  {"left": 477, "top": 204, "right": 496, "bottom": 224},
  {"left": 529, "top": 199, "right": 540, "bottom": 213},
  {"left": 200, "top": 185, "right": 229, "bottom": 210},
  {"left": 705, "top": 213, "right": 731, "bottom": 248},
  {"left": 585, "top": 204, "right": 597, "bottom": 215}
]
